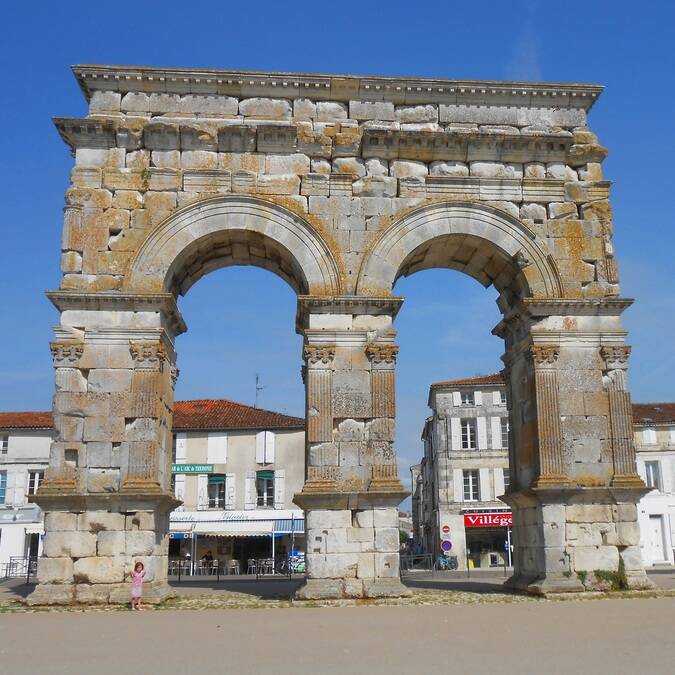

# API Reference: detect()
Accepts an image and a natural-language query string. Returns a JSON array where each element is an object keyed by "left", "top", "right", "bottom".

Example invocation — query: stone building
[
  {"left": 632, "top": 403, "right": 675, "bottom": 566},
  {"left": 32, "top": 64, "right": 652, "bottom": 602},
  {"left": 412, "top": 374, "right": 675, "bottom": 573},
  {"left": 0, "top": 400, "right": 305, "bottom": 573}
]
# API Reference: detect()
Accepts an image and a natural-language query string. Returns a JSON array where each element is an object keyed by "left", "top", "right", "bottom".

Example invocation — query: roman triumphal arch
[{"left": 30, "top": 65, "right": 653, "bottom": 603}]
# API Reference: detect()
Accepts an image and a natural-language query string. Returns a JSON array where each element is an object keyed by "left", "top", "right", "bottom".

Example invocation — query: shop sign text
[{"left": 463, "top": 513, "right": 512, "bottom": 528}]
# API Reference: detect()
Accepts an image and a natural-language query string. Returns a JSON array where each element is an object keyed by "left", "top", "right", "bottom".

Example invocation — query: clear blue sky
[{"left": 1, "top": 1, "right": 674, "bottom": 495}]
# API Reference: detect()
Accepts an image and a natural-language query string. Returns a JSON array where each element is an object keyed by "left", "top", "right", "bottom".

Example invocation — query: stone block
[
  {"left": 97, "top": 530, "right": 126, "bottom": 556},
  {"left": 524, "top": 161, "right": 546, "bottom": 178},
  {"left": 332, "top": 157, "right": 366, "bottom": 177},
  {"left": 352, "top": 176, "right": 397, "bottom": 197},
  {"left": 347, "top": 527, "right": 374, "bottom": 544},
  {"left": 126, "top": 511, "right": 158, "bottom": 531},
  {"left": 373, "top": 507, "right": 399, "bottom": 528},
  {"left": 311, "top": 159, "right": 331, "bottom": 174},
  {"left": 37, "top": 557, "right": 74, "bottom": 584},
  {"left": 572, "top": 545, "right": 619, "bottom": 572},
  {"left": 619, "top": 545, "right": 644, "bottom": 571},
  {"left": 612, "top": 503, "right": 637, "bottom": 522},
  {"left": 73, "top": 556, "right": 125, "bottom": 584},
  {"left": 566, "top": 504, "right": 612, "bottom": 523},
  {"left": 255, "top": 174, "right": 300, "bottom": 195},
  {"left": 373, "top": 553, "right": 399, "bottom": 578},
  {"left": 126, "top": 531, "right": 156, "bottom": 556},
  {"left": 74, "top": 583, "right": 118, "bottom": 604},
  {"left": 546, "top": 162, "right": 577, "bottom": 181},
  {"left": 151, "top": 151, "right": 181, "bottom": 169},
  {"left": 520, "top": 203, "right": 546, "bottom": 221},
  {"left": 390, "top": 159, "right": 428, "bottom": 178},
  {"left": 239, "top": 98, "right": 292, "bottom": 118},
  {"left": 548, "top": 202, "right": 578, "bottom": 219},
  {"left": 265, "top": 153, "right": 310, "bottom": 174},
  {"left": 44, "top": 531, "right": 97, "bottom": 558},
  {"left": 375, "top": 527, "right": 399, "bottom": 553},
  {"left": 78, "top": 511, "right": 126, "bottom": 532},
  {"left": 364, "top": 158, "right": 389, "bottom": 176},
  {"left": 429, "top": 160, "right": 469, "bottom": 176},
  {"left": 316, "top": 101, "right": 348, "bottom": 121},
  {"left": 181, "top": 151, "right": 218, "bottom": 170},
  {"left": 45, "top": 512, "right": 78, "bottom": 532},
  {"left": 616, "top": 521, "right": 641, "bottom": 546},
  {"left": 349, "top": 100, "right": 395, "bottom": 121},
  {"left": 353, "top": 509, "right": 374, "bottom": 528},
  {"left": 293, "top": 98, "right": 316, "bottom": 119},
  {"left": 121, "top": 92, "right": 149, "bottom": 112},
  {"left": 356, "top": 553, "right": 375, "bottom": 579},
  {"left": 395, "top": 104, "right": 438, "bottom": 123},
  {"left": 306, "top": 509, "right": 352, "bottom": 530},
  {"left": 87, "top": 369, "right": 132, "bottom": 393},
  {"left": 306, "top": 553, "right": 358, "bottom": 579}
]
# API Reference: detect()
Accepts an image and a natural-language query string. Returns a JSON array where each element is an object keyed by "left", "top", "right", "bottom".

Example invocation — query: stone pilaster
[
  {"left": 600, "top": 346, "right": 643, "bottom": 487},
  {"left": 529, "top": 344, "right": 569, "bottom": 487}
]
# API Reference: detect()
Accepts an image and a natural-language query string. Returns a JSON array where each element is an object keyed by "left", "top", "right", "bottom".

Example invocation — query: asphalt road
[{"left": 1, "top": 598, "right": 673, "bottom": 674}]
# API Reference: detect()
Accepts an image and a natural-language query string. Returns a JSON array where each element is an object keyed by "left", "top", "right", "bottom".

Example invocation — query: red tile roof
[
  {"left": 0, "top": 400, "right": 304, "bottom": 431},
  {"left": 632, "top": 403, "right": 675, "bottom": 425},
  {"left": 431, "top": 373, "right": 505, "bottom": 388},
  {"left": 0, "top": 411, "right": 53, "bottom": 430},
  {"left": 173, "top": 399, "right": 304, "bottom": 431}
]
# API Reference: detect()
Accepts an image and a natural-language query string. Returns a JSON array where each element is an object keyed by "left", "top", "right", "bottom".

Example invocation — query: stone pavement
[{"left": 1, "top": 598, "right": 674, "bottom": 674}]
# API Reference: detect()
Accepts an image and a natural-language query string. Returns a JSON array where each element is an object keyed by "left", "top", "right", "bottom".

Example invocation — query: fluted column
[
  {"left": 529, "top": 344, "right": 569, "bottom": 487},
  {"left": 600, "top": 346, "right": 643, "bottom": 486}
]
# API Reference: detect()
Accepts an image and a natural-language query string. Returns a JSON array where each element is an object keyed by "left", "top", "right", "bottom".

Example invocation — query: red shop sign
[{"left": 464, "top": 513, "right": 512, "bottom": 528}]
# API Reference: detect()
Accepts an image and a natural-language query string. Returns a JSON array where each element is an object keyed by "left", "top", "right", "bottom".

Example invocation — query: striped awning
[
  {"left": 274, "top": 519, "right": 305, "bottom": 533},
  {"left": 193, "top": 521, "right": 273, "bottom": 537}
]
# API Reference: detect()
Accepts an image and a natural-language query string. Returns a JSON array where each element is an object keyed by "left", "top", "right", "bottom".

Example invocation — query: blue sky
[{"left": 1, "top": 1, "right": 674, "bottom": 494}]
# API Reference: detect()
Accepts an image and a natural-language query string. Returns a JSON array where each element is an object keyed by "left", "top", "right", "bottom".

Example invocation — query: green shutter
[
  {"left": 256, "top": 470, "right": 274, "bottom": 480},
  {"left": 208, "top": 474, "right": 226, "bottom": 484}
]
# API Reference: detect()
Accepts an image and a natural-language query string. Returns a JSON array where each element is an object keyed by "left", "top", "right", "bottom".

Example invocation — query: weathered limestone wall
[{"left": 30, "top": 66, "right": 649, "bottom": 602}]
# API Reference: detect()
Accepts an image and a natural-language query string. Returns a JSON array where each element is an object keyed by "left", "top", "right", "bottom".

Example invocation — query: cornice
[
  {"left": 46, "top": 291, "right": 187, "bottom": 335},
  {"left": 72, "top": 64, "right": 603, "bottom": 110},
  {"left": 520, "top": 297, "right": 634, "bottom": 317},
  {"left": 297, "top": 296, "right": 404, "bottom": 329}
]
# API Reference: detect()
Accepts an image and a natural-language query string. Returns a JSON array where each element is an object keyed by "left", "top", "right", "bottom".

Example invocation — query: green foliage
[
  {"left": 594, "top": 558, "right": 628, "bottom": 591},
  {"left": 399, "top": 530, "right": 409, "bottom": 545},
  {"left": 576, "top": 570, "right": 588, "bottom": 585}
]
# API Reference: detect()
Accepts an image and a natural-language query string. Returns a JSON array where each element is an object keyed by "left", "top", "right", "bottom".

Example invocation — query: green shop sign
[{"left": 171, "top": 464, "right": 214, "bottom": 474}]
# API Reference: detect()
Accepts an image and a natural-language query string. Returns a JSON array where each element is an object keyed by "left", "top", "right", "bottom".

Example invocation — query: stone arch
[
  {"left": 356, "top": 201, "right": 563, "bottom": 305},
  {"left": 125, "top": 195, "right": 343, "bottom": 297}
]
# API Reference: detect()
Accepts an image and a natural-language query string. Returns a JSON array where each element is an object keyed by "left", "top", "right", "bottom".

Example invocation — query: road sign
[
  {"left": 441, "top": 540, "right": 452, "bottom": 552},
  {"left": 442, "top": 524, "right": 450, "bottom": 534}
]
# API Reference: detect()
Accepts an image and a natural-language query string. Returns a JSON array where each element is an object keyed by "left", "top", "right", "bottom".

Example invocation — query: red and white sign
[
  {"left": 464, "top": 513, "right": 512, "bottom": 528},
  {"left": 441, "top": 525, "right": 450, "bottom": 534}
]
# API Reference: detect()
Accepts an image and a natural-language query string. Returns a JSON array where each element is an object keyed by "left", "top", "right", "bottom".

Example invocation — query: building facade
[
  {"left": 413, "top": 376, "right": 675, "bottom": 570},
  {"left": 0, "top": 400, "right": 305, "bottom": 574},
  {"left": 633, "top": 403, "right": 675, "bottom": 566}
]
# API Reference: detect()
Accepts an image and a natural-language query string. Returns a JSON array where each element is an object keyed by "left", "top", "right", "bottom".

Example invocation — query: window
[
  {"left": 461, "top": 419, "right": 477, "bottom": 449},
  {"left": 0, "top": 471, "right": 6, "bottom": 504},
  {"left": 27, "top": 471, "right": 43, "bottom": 496},
  {"left": 500, "top": 391, "right": 507, "bottom": 405},
  {"left": 642, "top": 428, "right": 657, "bottom": 445},
  {"left": 503, "top": 469, "right": 510, "bottom": 492},
  {"left": 256, "top": 470, "right": 275, "bottom": 508},
  {"left": 207, "top": 475, "right": 226, "bottom": 509},
  {"left": 500, "top": 418, "right": 509, "bottom": 448},
  {"left": 0, "top": 435, "right": 7, "bottom": 454},
  {"left": 645, "top": 461, "right": 662, "bottom": 491},
  {"left": 463, "top": 469, "right": 480, "bottom": 501},
  {"left": 461, "top": 392, "right": 475, "bottom": 406}
]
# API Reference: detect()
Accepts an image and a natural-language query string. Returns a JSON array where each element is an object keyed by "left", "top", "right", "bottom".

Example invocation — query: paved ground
[{"left": 1, "top": 597, "right": 674, "bottom": 674}]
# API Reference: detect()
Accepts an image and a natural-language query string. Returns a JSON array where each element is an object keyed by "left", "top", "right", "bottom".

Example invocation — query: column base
[
  {"left": 26, "top": 581, "right": 176, "bottom": 606},
  {"left": 295, "top": 578, "right": 411, "bottom": 600},
  {"left": 505, "top": 573, "right": 584, "bottom": 595}
]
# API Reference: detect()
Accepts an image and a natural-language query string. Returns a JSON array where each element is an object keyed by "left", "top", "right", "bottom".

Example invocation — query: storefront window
[
  {"left": 208, "top": 475, "right": 226, "bottom": 508},
  {"left": 256, "top": 470, "right": 275, "bottom": 508}
]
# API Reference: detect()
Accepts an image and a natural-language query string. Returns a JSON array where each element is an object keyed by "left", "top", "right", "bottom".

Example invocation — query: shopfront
[
  {"left": 168, "top": 510, "right": 305, "bottom": 575},
  {"left": 463, "top": 511, "right": 512, "bottom": 569}
]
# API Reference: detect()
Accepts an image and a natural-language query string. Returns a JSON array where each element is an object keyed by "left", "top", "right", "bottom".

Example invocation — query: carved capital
[
  {"left": 304, "top": 345, "right": 335, "bottom": 365},
  {"left": 365, "top": 344, "right": 399, "bottom": 365},
  {"left": 529, "top": 344, "right": 560, "bottom": 366},
  {"left": 600, "top": 345, "right": 631, "bottom": 371},
  {"left": 50, "top": 341, "right": 84, "bottom": 367},
  {"left": 130, "top": 341, "right": 167, "bottom": 370}
]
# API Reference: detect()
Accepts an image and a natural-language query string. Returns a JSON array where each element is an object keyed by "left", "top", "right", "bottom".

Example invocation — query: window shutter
[
  {"left": 493, "top": 390, "right": 502, "bottom": 405},
  {"left": 450, "top": 417, "right": 461, "bottom": 451},
  {"left": 479, "top": 468, "right": 491, "bottom": 501},
  {"left": 265, "top": 431, "right": 276, "bottom": 464},
  {"left": 452, "top": 391, "right": 461, "bottom": 406},
  {"left": 274, "top": 469, "right": 285, "bottom": 509},
  {"left": 175, "top": 433, "right": 187, "bottom": 462},
  {"left": 493, "top": 468, "right": 505, "bottom": 498},
  {"left": 225, "top": 472, "right": 236, "bottom": 510},
  {"left": 477, "top": 417, "right": 488, "bottom": 450},
  {"left": 474, "top": 391, "right": 483, "bottom": 406},
  {"left": 197, "top": 474, "right": 208, "bottom": 509},
  {"left": 174, "top": 474, "right": 186, "bottom": 501},
  {"left": 453, "top": 469, "right": 463, "bottom": 502},
  {"left": 490, "top": 417, "right": 502, "bottom": 449},
  {"left": 255, "top": 432, "right": 266, "bottom": 463},
  {"left": 245, "top": 471, "right": 256, "bottom": 509},
  {"left": 207, "top": 432, "right": 228, "bottom": 464}
]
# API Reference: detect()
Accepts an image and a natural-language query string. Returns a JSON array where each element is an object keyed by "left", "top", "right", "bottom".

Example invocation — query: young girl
[{"left": 130, "top": 561, "right": 145, "bottom": 610}]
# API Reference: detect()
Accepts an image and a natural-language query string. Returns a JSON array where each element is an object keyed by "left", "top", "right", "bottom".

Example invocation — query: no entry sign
[{"left": 442, "top": 524, "right": 450, "bottom": 533}]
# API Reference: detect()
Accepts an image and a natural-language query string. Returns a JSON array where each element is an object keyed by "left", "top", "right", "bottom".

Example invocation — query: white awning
[
  {"left": 24, "top": 525, "right": 44, "bottom": 534},
  {"left": 170, "top": 522, "right": 194, "bottom": 533},
  {"left": 193, "top": 521, "right": 274, "bottom": 537}
]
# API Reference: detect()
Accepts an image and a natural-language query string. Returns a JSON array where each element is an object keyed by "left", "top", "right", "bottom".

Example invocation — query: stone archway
[{"left": 31, "top": 65, "right": 652, "bottom": 604}]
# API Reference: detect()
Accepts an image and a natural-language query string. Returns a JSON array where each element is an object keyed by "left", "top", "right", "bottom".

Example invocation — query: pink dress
[{"left": 131, "top": 569, "right": 145, "bottom": 598}]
